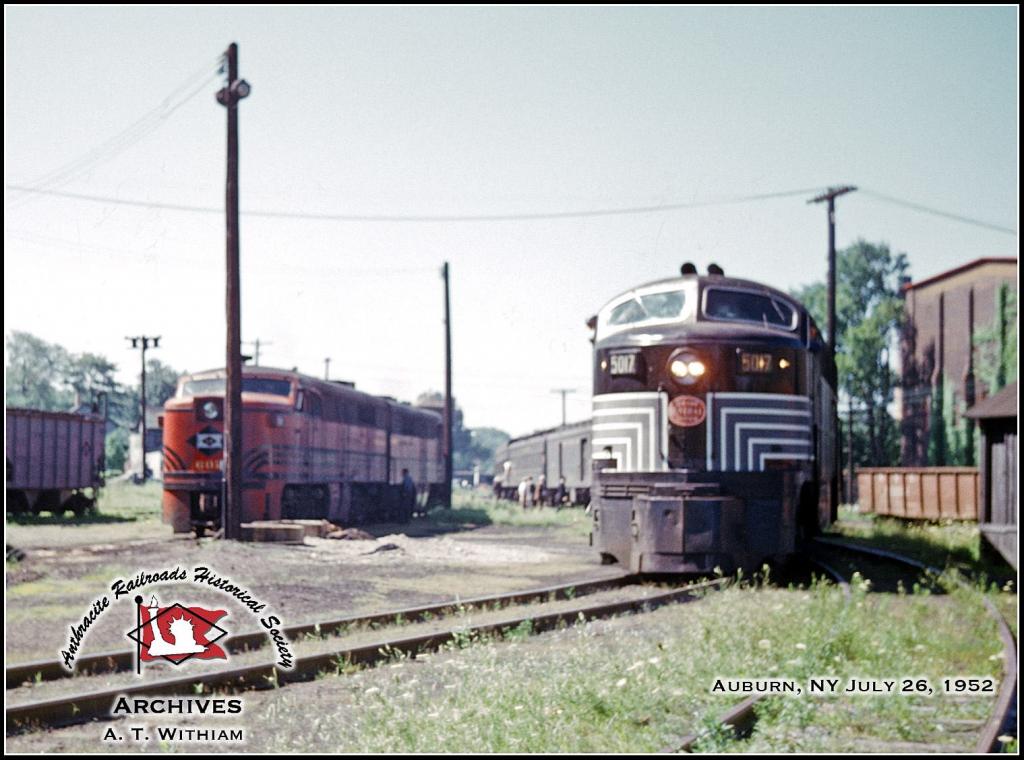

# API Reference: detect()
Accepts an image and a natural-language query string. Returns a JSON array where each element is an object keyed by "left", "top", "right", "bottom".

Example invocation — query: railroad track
[
  {"left": 6, "top": 576, "right": 726, "bottom": 734},
  {"left": 814, "top": 538, "right": 1017, "bottom": 754},
  {"left": 7, "top": 571, "right": 635, "bottom": 689},
  {"left": 668, "top": 539, "right": 1016, "bottom": 754},
  {"left": 666, "top": 555, "right": 852, "bottom": 753}
]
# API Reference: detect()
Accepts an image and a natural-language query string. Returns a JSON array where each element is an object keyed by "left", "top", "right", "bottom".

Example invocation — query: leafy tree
[
  {"left": 462, "top": 427, "right": 511, "bottom": 473},
  {"left": 105, "top": 427, "right": 130, "bottom": 473},
  {"left": 144, "top": 359, "right": 182, "bottom": 407},
  {"left": 5, "top": 332, "right": 73, "bottom": 410},
  {"left": 792, "top": 240, "right": 909, "bottom": 466},
  {"left": 5, "top": 332, "right": 183, "bottom": 473},
  {"left": 415, "top": 391, "right": 509, "bottom": 473}
]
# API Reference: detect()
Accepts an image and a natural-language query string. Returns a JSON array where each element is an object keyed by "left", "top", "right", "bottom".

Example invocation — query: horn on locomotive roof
[
  {"left": 680, "top": 262, "right": 698, "bottom": 276},
  {"left": 707, "top": 263, "right": 725, "bottom": 276}
]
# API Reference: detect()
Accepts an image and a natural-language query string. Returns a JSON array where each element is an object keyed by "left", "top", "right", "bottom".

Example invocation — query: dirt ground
[{"left": 6, "top": 514, "right": 613, "bottom": 664}]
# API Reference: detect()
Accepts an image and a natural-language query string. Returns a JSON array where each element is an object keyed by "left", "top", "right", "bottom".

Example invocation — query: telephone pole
[
  {"left": 846, "top": 402, "right": 855, "bottom": 504},
  {"left": 551, "top": 388, "right": 576, "bottom": 426},
  {"left": 808, "top": 186, "right": 857, "bottom": 370},
  {"left": 809, "top": 186, "right": 855, "bottom": 523},
  {"left": 243, "top": 338, "right": 271, "bottom": 366},
  {"left": 442, "top": 262, "right": 453, "bottom": 508},
  {"left": 125, "top": 335, "right": 160, "bottom": 483},
  {"left": 324, "top": 357, "right": 331, "bottom": 381},
  {"left": 216, "top": 42, "right": 251, "bottom": 540}
]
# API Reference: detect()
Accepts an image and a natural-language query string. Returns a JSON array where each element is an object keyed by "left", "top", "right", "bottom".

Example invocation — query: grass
[
  {"left": 96, "top": 479, "right": 163, "bottom": 518},
  {"left": 422, "top": 490, "right": 588, "bottom": 535},
  {"left": 243, "top": 572, "right": 1006, "bottom": 753},
  {"left": 831, "top": 504, "right": 1014, "bottom": 582},
  {"left": 6, "top": 479, "right": 163, "bottom": 526}
]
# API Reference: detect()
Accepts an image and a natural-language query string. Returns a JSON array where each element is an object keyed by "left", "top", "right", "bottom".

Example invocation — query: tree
[
  {"left": 5, "top": 331, "right": 184, "bottom": 473},
  {"left": 5, "top": 332, "right": 73, "bottom": 410},
  {"left": 415, "top": 391, "right": 509, "bottom": 473},
  {"left": 792, "top": 240, "right": 909, "bottom": 466},
  {"left": 105, "top": 427, "right": 130, "bottom": 473},
  {"left": 462, "top": 427, "right": 511, "bottom": 473},
  {"left": 144, "top": 359, "right": 182, "bottom": 407}
]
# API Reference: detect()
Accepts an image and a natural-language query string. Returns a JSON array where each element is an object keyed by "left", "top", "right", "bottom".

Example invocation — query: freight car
[
  {"left": 493, "top": 420, "right": 592, "bottom": 505},
  {"left": 161, "top": 366, "right": 444, "bottom": 535},
  {"left": 5, "top": 407, "right": 106, "bottom": 515},
  {"left": 588, "top": 263, "right": 838, "bottom": 574}
]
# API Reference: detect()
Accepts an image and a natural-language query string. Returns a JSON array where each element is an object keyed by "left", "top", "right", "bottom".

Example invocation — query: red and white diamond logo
[{"left": 126, "top": 595, "right": 229, "bottom": 669}]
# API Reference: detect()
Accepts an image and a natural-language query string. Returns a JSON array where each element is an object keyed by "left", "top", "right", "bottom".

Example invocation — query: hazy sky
[{"left": 4, "top": 6, "right": 1018, "bottom": 436}]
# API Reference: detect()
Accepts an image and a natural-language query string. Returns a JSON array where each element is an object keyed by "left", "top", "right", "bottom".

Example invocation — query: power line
[
  {"left": 6, "top": 57, "right": 223, "bottom": 209},
  {"left": 859, "top": 188, "right": 1017, "bottom": 235},
  {"left": 2, "top": 185, "right": 826, "bottom": 222}
]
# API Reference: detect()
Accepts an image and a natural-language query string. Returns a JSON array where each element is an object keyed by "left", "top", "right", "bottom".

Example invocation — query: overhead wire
[
  {"left": 6, "top": 183, "right": 1016, "bottom": 236},
  {"left": 858, "top": 188, "right": 1016, "bottom": 235},
  {"left": 3, "top": 185, "right": 827, "bottom": 221},
  {"left": 6, "top": 54, "right": 224, "bottom": 210}
]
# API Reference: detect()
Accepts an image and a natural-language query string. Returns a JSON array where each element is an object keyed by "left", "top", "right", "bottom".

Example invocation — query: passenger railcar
[
  {"left": 161, "top": 367, "right": 443, "bottom": 534},
  {"left": 494, "top": 419, "right": 591, "bottom": 505},
  {"left": 588, "top": 264, "right": 837, "bottom": 574}
]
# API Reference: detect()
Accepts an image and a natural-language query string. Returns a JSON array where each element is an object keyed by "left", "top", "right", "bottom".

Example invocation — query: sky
[{"left": 4, "top": 6, "right": 1018, "bottom": 437}]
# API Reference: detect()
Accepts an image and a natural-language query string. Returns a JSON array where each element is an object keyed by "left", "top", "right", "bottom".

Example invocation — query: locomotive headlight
[
  {"left": 669, "top": 354, "right": 706, "bottom": 384},
  {"left": 202, "top": 401, "right": 219, "bottom": 420}
]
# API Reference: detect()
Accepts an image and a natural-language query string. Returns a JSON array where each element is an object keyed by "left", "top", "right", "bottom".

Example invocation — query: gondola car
[
  {"left": 588, "top": 263, "right": 837, "bottom": 574},
  {"left": 161, "top": 366, "right": 443, "bottom": 534},
  {"left": 5, "top": 407, "right": 106, "bottom": 516}
]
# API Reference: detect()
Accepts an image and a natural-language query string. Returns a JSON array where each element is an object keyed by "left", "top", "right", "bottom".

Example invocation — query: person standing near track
[
  {"left": 401, "top": 468, "right": 418, "bottom": 517},
  {"left": 535, "top": 473, "right": 546, "bottom": 507}
]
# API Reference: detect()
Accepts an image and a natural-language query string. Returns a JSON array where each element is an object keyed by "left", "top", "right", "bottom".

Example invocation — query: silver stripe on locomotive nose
[
  {"left": 706, "top": 392, "right": 813, "bottom": 471},
  {"left": 592, "top": 392, "right": 669, "bottom": 472}
]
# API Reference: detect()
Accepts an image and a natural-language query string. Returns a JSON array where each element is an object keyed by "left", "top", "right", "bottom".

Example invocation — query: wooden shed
[{"left": 966, "top": 381, "right": 1017, "bottom": 569}]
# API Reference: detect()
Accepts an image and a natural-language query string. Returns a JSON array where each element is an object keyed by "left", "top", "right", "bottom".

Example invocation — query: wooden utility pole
[
  {"left": 125, "top": 335, "right": 160, "bottom": 482},
  {"left": 809, "top": 185, "right": 855, "bottom": 523},
  {"left": 216, "top": 43, "right": 250, "bottom": 540},
  {"left": 442, "top": 262, "right": 453, "bottom": 508},
  {"left": 808, "top": 186, "right": 857, "bottom": 375},
  {"left": 847, "top": 403, "right": 855, "bottom": 503},
  {"left": 243, "top": 338, "right": 271, "bottom": 366}
]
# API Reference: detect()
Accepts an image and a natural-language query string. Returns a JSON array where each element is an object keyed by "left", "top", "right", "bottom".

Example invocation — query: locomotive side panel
[{"left": 162, "top": 369, "right": 445, "bottom": 533}]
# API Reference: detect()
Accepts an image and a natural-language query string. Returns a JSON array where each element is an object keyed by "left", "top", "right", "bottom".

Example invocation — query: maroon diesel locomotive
[
  {"left": 588, "top": 263, "right": 838, "bottom": 574},
  {"left": 162, "top": 366, "right": 444, "bottom": 534}
]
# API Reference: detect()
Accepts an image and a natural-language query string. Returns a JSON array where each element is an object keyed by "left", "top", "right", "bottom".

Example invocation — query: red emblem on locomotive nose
[{"left": 668, "top": 395, "right": 706, "bottom": 427}]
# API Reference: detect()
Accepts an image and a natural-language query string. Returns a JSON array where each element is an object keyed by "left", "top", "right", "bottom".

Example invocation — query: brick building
[{"left": 899, "top": 257, "right": 1017, "bottom": 466}]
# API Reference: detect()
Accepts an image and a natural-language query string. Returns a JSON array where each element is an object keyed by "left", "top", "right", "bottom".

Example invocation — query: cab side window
[{"left": 307, "top": 393, "right": 323, "bottom": 418}]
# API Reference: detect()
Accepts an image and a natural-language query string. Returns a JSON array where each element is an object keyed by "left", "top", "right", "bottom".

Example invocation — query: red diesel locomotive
[{"left": 161, "top": 367, "right": 444, "bottom": 534}]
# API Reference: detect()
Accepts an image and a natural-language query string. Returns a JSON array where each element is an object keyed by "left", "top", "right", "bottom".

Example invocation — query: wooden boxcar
[{"left": 5, "top": 408, "right": 106, "bottom": 515}]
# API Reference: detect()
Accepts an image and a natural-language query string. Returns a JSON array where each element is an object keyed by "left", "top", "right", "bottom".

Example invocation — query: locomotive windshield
[
  {"left": 179, "top": 378, "right": 293, "bottom": 398},
  {"left": 703, "top": 288, "right": 797, "bottom": 330},
  {"left": 597, "top": 283, "right": 695, "bottom": 339}
]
